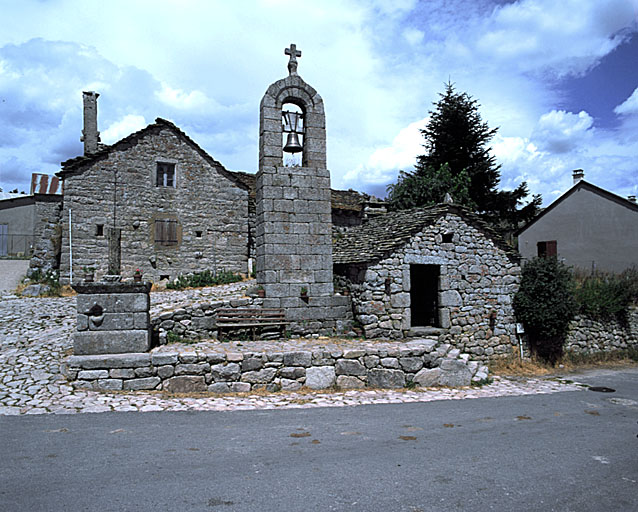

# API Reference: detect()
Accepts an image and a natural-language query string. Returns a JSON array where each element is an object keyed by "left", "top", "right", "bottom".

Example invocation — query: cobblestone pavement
[{"left": 0, "top": 282, "right": 584, "bottom": 416}]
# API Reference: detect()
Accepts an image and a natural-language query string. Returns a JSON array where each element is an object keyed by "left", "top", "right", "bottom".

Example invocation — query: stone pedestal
[{"left": 72, "top": 281, "right": 152, "bottom": 355}]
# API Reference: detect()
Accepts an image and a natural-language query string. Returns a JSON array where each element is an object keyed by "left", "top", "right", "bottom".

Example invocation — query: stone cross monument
[{"left": 255, "top": 44, "right": 350, "bottom": 334}]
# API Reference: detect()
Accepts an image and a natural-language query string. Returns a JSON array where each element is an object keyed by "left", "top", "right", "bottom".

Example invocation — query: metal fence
[{"left": 0, "top": 234, "right": 34, "bottom": 258}]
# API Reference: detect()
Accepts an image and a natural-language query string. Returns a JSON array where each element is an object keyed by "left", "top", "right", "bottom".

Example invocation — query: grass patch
[{"left": 165, "top": 269, "right": 243, "bottom": 290}]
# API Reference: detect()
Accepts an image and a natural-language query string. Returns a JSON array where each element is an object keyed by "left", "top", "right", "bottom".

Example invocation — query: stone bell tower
[{"left": 255, "top": 44, "right": 349, "bottom": 333}]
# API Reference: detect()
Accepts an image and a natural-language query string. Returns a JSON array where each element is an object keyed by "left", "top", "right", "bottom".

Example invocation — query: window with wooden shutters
[
  {"left": 537, "top": 240, "right": 557, "bottom": 257},
  {"left": 154, "top": 219, "right": 178, "bottom": 246}
]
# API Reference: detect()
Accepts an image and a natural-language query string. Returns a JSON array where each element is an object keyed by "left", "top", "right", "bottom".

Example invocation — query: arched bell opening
[{"left": 282, "top": 102, "right": 304, "bottom": 167}]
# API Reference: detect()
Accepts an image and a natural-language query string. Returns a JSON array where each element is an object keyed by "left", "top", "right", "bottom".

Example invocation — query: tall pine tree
[{"left": 387, "top": 82, "right": 541, "bottom": 235}]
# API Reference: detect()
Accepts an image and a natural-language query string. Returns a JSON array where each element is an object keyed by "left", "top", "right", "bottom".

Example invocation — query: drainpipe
[{"left": 69, "top": 208, "right": 73, "bottom": 283}]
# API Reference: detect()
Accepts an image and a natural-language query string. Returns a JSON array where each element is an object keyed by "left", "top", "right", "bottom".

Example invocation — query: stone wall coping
[{"left": 73, "top": 282, "right": 153, "bottom": 294}]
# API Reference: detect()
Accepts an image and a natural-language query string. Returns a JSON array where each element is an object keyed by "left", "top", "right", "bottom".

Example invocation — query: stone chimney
[
  {"left": 572, "top": 169, "right": 584, "bottom": 185},
  {"left": 81, "top": 91, "right": 100, "bottom": 155},
  {"left": 628, "top": 195, "right": 637, "bottom": 204}
]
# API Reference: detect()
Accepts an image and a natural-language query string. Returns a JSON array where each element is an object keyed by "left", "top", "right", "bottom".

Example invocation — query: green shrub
[
  {"left": 27, "top": 268, "right": 62, "bottom": 296},
  {"left": 573, "top": 267, "right": 638, "bottom": 325},
  {"left": 165, "top": 269, "right": 243, "bottom": 290},
  {"left": 514, "top": 257, "right": 577, "bottom": 364}
]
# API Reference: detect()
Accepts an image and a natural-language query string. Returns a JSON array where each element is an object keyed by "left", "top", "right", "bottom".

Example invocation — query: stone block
[
  {"left": 438, "top": 359, "right": 472, "bottom": 387},
  {"left": 123, "top": 377, "right": 160, "bottom": 390},
  {"left": 439, "top": 290, "right": 462, "bottom": 307},
  {"left": 211, "top": 363, "right": 240, "bottom": 381},
  {"left": 77, "top": 293, "right": 149, "bottom": 314},
  {"left": 413, "top": 368, "right": 442, "bottom": 387},
  {"left": 335, "top": 359, "right": 366, "bottom": 376},
  {"left": 151, "top": 352, "right": 179, "bottom": 365},
  {"left": 283, "top": 351, "right": 312, "bottom": 367},
  {"left": 208, "top": 382, "right": 230, "bottom": 393},
  {"left": 305, "top": 366, "right": 335, "bottom": 389},
  {"left": 230, "top": 382, "right": 251, "bottom": 392},
  {"left": 157, "top": 365, "right": 175, "bottom": 379},
  {"left": 367, "top": 368, "right": 405, "bottom": 388},
  {"left": 336, "top": 376, "right": 365, "bottom": 389},
  {"left": 399, "top": 357, "right": 424, "bottom": 373},
  {"left": 68, "top": 353, "right": 151, "bottom": 369},
  {"left": 279, "top": 367, "right": 306, "bottom": 379},
  {"left": 96, "top": 379, "right": 123, "bottom": 391},
  {"left": 163, "top": 376, "right": 207, "bottom": 393},
  {"left": 73, "top": 330, "right": 150, "bottom": 355},
  {"left": 390, "top": 292, "right": 410, "bottom": 308},
  {"left": 110, "top": 368, "right": 136, "bottom": 379},
  {"left": 78, "top": 369, "right": 109, "bottom": 380},
  {"left": 242, "top": 357, "right": 264, "bottom": 371},
  {"left": 241, "top": 368, "right": 277, "bottom": 384},
  {"left": 280, "top": 378, "right": 302, "bottom": 391},
  {"left": 380, "top": 357, "right": 399, "bottom": 369},
  {"left": 175, "top": 363, "right": 210, "bottom": 375}
]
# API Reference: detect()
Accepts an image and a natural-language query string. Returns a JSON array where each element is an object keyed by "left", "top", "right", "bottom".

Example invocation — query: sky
[{"left": 1, "top": 0, "right": 637, "bottom": 206}]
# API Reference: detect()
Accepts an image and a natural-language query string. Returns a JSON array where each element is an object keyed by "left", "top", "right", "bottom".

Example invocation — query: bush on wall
[
  {"left": 514, "top": 257, "right": 577, "bottom": 364},
  {"left": 574, "top": 267, "right": 638, "bottom": 325}
]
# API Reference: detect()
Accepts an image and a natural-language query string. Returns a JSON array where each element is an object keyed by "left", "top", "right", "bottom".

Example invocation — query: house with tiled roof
[{"left": 517, "top": 170, "right": 638, "bottom": 273}]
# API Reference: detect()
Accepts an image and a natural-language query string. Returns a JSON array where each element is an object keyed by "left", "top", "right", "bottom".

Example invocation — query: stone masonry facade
[
  {"left": 336, "top": 210, "right": 521, "bottom": 362},
  {"left": 28, "top": 195, "right": 63, "bottom": 277},
  {"left": 59, "top": 120, "right": 249, "bottom": 284},
  {"left": 255, "top": 58, "right": 351, "bottom": 335}
]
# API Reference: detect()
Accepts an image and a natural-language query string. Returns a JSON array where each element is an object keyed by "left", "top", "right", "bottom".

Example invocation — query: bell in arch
[{"left": 282, "top": 109, "right": 304, "bottom": 154}]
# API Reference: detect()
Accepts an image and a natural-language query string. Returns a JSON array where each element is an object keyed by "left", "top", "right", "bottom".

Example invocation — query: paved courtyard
[{"left": 0, "top": 281, "right": 584, "bottom": 416}]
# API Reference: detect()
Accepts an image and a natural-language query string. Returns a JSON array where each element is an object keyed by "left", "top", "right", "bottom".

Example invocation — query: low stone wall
[
  {"left": 152, "top": 298, "right": 255, "bottom": 343},
  {"left": 152, "top": 295, "right": 354, "bottom": 342},
  {"left": 565, "top": 306, "right": 638, "bottom": 354},
  {"left": 64, "top": 340, "right": 489, "bottom": 393}
]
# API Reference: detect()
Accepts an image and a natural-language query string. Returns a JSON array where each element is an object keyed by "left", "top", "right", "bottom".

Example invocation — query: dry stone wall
[
  {"left": 565, "top": 306, "right": 638, "bottom": 354},
  {"left": 65, "top": 340, "right": 489, "bottom": 392},
  {"left": 59, "top": 125, "right": 249, "bottom": 284},
  {"left": 344, "top": 213, "right": 520, "bottom": 361}
]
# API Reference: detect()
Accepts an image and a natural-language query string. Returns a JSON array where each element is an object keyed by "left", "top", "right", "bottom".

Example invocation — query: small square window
[
  {"left": 195, "top": 230, "right": 203, "bottom": 238},
  {"left": 442, "top": 233, "right": 454, "bottom": 243},
  {"left": 156, "top": 162, "right": 176, "bottom": 187},
  {"left": 96, "top": 224, "right": 104, "bottom": 237},
  {"left": 537, "top": 240, "right": 557, "bottom": 257}
]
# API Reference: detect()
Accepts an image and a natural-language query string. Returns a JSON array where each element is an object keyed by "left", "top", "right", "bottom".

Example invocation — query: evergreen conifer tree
[{"left": 387, "top": 82, "right": 541, "bottom": 234}]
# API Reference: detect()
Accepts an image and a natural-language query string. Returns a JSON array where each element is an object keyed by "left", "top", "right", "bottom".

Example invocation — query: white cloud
[
  {"left": 532, "top": 110, "right": 594, "bottom": 153},
  {"left": 102, "top": 115, "right": 147, "bottom": 144},
  {"left": 614, "top": 87, "right": 638, "bottom": 115},
  {"left": 343, "top": 118, "right": 426, "bottom": 187}
]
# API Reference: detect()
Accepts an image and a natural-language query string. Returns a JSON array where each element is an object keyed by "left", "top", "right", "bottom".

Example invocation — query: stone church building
[{"left": 49, "top": 45, "right": 520, "bottom": 350}]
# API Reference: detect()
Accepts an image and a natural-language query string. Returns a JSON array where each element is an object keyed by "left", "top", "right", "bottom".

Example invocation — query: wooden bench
[{"left": 215, "top": 308, "right": 289, "bottom": 340}]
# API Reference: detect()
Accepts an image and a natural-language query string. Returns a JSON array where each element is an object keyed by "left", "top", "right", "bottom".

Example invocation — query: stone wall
[
  {"left": 565, "top": 306, "right": 638, "bottom": 354},
  {"left": 151, "top": 294, "right": 353, "bottom": 342},
  {"left": 28, "top": 195, "right": 62, "bottom": 276},
  {"left": 340, "top": 213, "right": 521, "bottom": 361},
  {"left": 65, "top": 339, "right": 489, "bottom": 392},
  {"left": 59, "top": 124, "right": 249, "bottom": 284},
  {"left": 73, "top": 282, "right": 152, "bottom": 355}
]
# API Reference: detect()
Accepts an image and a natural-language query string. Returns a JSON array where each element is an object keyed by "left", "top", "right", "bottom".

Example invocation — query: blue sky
[{"left": 1, "top": 0, "right": 637, "bottom": 206}]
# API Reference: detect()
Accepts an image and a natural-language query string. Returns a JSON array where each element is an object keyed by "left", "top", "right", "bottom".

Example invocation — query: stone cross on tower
[{"left": 285, "top": 43, "right": 302, "bottom": 75}]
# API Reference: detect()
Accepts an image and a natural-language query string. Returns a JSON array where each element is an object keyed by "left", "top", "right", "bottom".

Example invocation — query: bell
[{"left": 284, "top": 132, "right": 303, "bottom": 153}]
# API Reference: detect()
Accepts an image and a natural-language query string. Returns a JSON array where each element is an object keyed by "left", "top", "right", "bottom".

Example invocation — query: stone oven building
[{"left": 333, "top": 204, "right": 521, "bottom": 358}]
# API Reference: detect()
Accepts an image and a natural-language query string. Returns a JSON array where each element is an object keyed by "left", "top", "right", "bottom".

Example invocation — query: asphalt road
[{"left": 1, "top": 367, "right": 637, "bottom": 512}]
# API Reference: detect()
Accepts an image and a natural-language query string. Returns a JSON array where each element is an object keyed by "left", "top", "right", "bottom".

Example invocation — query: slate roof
[
  {"left": 58, "top": 118, "right": 249, "bottom": 191},
  {"left": 333, "top": 203, "right": 518, "bottom": 265}
]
